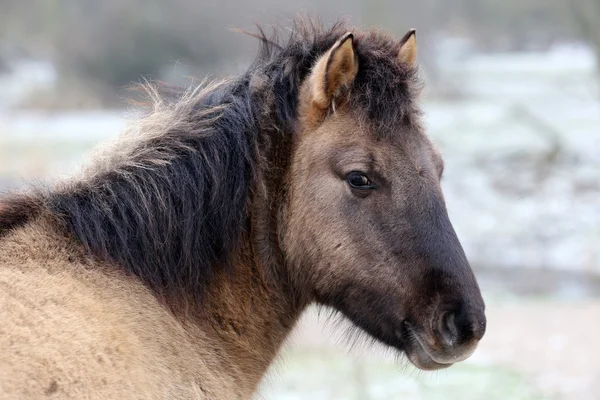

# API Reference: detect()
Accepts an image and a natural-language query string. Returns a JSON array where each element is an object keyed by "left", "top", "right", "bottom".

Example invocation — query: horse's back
[{"left": 0, "top": 220, "right": 220, "bottom": 399}]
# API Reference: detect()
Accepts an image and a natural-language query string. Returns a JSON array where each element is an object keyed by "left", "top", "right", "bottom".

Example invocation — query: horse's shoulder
[{"left": 0, "top": 221, "right": 230, "bottom": 398}]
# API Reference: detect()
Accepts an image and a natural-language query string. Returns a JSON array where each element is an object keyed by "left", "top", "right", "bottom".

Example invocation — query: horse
[{"left": 0, "top": 20, "right": 486, "bottom": 399}]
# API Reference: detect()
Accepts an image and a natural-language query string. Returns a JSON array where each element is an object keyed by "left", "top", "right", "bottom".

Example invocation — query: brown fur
[
  {"left": 0, "top": 215, "right": 288, "bottom": 399},
  {"left": 0, "top": 19, "right": 485, "bottom": 399}
]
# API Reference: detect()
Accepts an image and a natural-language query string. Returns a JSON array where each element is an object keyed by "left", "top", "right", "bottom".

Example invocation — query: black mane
[
  {"left": 0, "top": 19, "right": 420, "bottom": 298},
  {"left": 49, "top": 80, "right": 257, "bottom": 298}
]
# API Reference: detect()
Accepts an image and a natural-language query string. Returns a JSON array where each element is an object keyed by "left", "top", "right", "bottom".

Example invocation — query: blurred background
[{"left": 1, "top": 0, "right": 599, "bottom": 399}]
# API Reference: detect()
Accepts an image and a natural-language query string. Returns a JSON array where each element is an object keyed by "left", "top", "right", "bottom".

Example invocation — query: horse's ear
[
  {"left": 307, "top": 32, "right": 358, "bottom": 109},
  {"left": 398, "top": 29, "right": 417, "bottom": 67}
]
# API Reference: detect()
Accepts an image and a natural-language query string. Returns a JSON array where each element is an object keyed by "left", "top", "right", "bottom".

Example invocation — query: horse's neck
[
  {"left": 193, "top": 181, "right": 306, "bottom": 392},
  {"left": 197, "top": 238, "right": 304, "bottom": 392}
]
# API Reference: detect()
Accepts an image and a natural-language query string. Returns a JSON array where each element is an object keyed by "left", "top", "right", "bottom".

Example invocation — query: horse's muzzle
[{"left": 400, "top": 304, "right": 486, "bottom": 370}]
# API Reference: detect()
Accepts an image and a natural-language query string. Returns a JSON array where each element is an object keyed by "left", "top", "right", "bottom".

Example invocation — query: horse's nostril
[
  {"left": 438, "top": 308, "right": 486, "bottom": 346},
  {"left": 439, "top": 311, "right": 459, "bottom": 346}
]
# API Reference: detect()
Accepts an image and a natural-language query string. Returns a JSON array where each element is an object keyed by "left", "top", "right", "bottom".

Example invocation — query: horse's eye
[{"left": 346, "top": 171, "right": 374, "bottom": 190}]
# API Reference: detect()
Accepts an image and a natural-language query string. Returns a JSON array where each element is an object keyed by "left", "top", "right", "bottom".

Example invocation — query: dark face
[{"left": 284, "top": 108, "right": 486, "bottom": 370}]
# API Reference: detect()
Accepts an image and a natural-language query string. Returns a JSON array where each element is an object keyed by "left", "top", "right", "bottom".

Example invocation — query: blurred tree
[
  {"left": 0, "top": 0, "right": 597, "bottom": 103},
  {"left": 568, "top": 0, "right": 600, "bottom": 74}
]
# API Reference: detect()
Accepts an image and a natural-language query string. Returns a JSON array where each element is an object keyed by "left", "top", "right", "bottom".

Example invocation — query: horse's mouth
[{"left": 396, "top": 322, "right": 477, "bottom": 371}]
